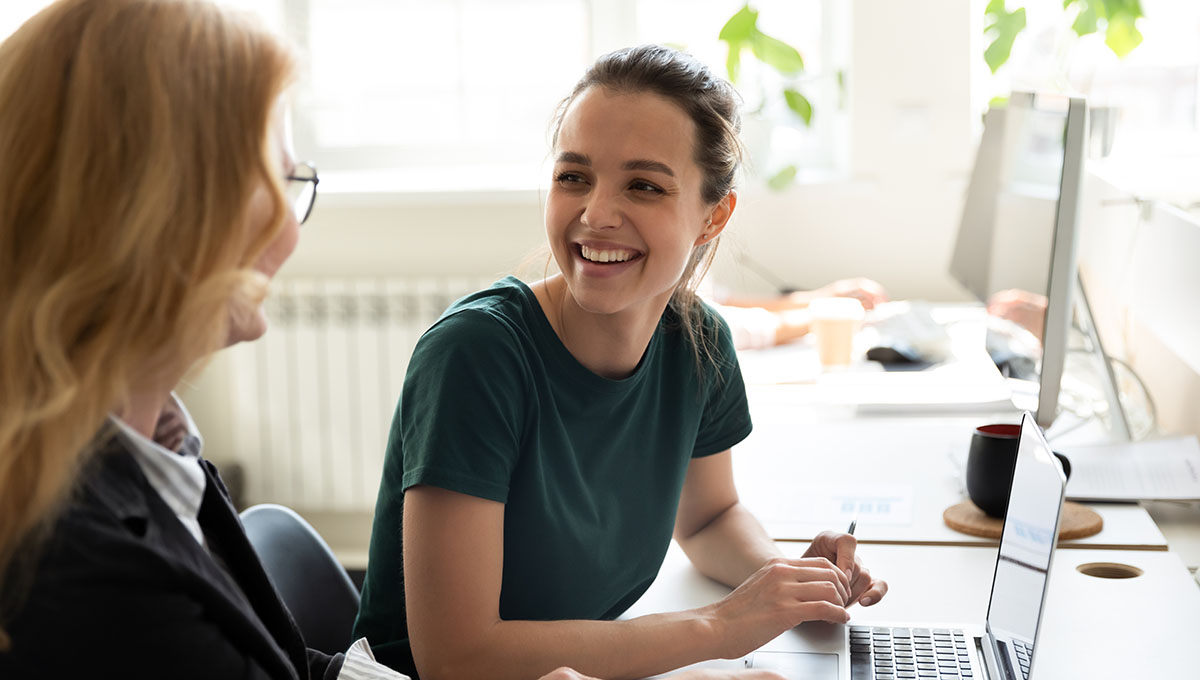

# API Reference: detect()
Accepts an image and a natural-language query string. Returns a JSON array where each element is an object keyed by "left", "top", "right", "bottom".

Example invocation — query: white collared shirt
[{"left": 111, "top": 394, "right": 208, "bottom": 549}]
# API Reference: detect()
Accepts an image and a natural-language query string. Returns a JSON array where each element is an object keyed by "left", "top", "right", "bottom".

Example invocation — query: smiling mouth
[{"left": 577, "top": 244, "right": 644, "bottom": 264}]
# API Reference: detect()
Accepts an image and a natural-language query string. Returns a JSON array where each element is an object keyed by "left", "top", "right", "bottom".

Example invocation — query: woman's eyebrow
[
  {"left": 623, "top": 159, "right": 674, "bottom": 177},
  {"left": 554, "top": 153, "right": 675, "bottom": 178},
  {"left": 556, "top": 151, "right": 590, "bottom": 166}
]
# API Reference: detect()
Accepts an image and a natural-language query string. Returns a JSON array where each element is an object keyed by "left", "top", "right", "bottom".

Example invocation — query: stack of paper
[{"left": 1059, "top": 436, "right": 1200, "bottom": 501}]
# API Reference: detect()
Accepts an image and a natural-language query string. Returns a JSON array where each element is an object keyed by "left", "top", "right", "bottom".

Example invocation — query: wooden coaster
[{"left": 943, "top": 500, "right": 1103, "bottom": 540}]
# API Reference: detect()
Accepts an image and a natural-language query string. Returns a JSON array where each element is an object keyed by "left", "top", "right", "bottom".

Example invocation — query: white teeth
[{"left": 581, "top": 245, "right": 635, "bottom": 263}]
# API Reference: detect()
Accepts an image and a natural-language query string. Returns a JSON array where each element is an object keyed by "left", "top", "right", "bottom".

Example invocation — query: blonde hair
[{"left": 0, "top": 0, "right": 295, "bottom": 648}]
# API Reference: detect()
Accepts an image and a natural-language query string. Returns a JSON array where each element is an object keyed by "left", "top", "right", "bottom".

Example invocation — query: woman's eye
[
  {"left": 630, "top": 180, "right": 663, "bottom": 194},
  {"left": 555, "top": 171, "right": 587, "bottom": 185}
]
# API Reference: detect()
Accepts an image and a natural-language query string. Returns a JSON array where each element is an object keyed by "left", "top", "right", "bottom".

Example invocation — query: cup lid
[{"left": 808, "top": 297, "right": 865, "bottom": 321}]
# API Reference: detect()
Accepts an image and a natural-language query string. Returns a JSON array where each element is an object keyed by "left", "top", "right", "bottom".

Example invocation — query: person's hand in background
[
  {"left": 804, "top": 278, "right": 889, "bottom": 311},
  {"left": 987, "top": 288, "right": 1048, "bottom": 341},
  {"left": 713, "top": 278, "right": 888, "bottom": 349}
]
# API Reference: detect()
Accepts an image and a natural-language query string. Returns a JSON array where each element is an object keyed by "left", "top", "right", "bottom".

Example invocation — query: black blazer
[{"left": 0, "top": 434, "right": 344, "bottom": 680}]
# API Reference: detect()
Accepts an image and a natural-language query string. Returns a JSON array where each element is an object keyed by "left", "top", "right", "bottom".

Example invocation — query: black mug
[{"left": 966, "top": 423, "right": 1071, "bottom": 518}]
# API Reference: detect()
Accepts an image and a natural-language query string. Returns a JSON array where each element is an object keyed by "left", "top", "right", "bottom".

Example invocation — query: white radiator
[{"left": 224, "top": 277, "right": 493, "bottom": 511}]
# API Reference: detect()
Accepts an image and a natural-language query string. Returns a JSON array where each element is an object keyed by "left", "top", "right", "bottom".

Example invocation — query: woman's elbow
[{"left": 411, "top": 639, "right": 499, "bottom": 680}]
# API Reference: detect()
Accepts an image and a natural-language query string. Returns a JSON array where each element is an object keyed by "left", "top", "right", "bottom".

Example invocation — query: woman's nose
[{"left": 580, "top": 188, "right": 623, "bottom": 231}]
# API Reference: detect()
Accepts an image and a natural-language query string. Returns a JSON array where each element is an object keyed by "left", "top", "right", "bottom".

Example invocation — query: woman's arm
[
  {"left": 405, "top": 485, "right": 722, "bottom": 680},
  {"left": 673, "top": 451, "right": 888, "bottom": 610},
  {"left": 672, "top": 451, "right": 782, "bottom": 586},
  {"left": 403, "top": 486, "right": 844, "bottom": 680}
]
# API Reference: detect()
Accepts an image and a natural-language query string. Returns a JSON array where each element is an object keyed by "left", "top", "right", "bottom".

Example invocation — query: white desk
[
  {"left": 1143, "top": 500, "right": 1200, "bottom": 570},
  {"left": 627, "top": 541, "right": 1200, "bottom": 678},
  {"left": 732, "top": 390, "right": 1167, "bottom": 550}
]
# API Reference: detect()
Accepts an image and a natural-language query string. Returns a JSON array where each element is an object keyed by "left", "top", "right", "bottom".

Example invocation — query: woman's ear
[{"left": 694, "top": 190, "right": 737, "bottom": 246}]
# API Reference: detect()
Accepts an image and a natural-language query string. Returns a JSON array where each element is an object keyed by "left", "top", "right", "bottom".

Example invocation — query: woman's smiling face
[{"left": 545, "top": 86, "right": 724, "bottom": 319}]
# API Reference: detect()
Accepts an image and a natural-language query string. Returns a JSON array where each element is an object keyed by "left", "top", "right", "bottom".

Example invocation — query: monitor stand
[{"left": 1071, "top": 273, "right": 1133, "bottom": 441}]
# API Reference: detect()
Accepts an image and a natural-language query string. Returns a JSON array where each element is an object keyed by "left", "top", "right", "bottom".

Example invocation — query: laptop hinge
[{"left": 976, "top": 634, "right": 1001, "bottom": 680}]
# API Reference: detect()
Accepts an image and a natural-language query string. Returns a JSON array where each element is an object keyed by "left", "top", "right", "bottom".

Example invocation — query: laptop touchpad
[{"left": 749, "top": 651, "right": 839, "bottom": 678}]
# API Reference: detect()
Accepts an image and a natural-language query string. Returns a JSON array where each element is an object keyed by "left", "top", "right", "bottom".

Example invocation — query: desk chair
[{"left": 240, "top": 503, "right": 360, "bottom": 655}]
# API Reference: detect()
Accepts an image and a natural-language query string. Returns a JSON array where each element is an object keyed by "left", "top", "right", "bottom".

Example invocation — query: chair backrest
[{"left": 240, "top": 503, "right": 361, "bottom": 655}]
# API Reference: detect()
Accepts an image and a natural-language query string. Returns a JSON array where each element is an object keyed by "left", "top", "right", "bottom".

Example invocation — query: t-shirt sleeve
[
  {"left": 395, "top": 309, "right": 528, "bottom": 503},
  {"left": 692, "top": 305, "right": 753, "bottom": 457}
]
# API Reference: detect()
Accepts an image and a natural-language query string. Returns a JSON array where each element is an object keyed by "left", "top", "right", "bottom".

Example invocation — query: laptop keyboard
[
  {"left": 1002, "top": 638, "right": 1033, "bottom": 679},
  {"left": 1014, "top": 639, "right": 1032, "bottom": 678},
  {"left": 850, "top": 626, "right": 974, "bottom": 680}
]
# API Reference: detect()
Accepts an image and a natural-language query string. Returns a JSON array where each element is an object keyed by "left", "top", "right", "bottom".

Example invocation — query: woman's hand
[
  {"left": 537, "top": 668, "right": 596, "bottom": 680},
  {"left": 809, "top": 278, "right": 889, "bottom": 311},
  {"left": 666, "top": 670, "right": 788, "bottom": 680},
  {"left": 987, "top": 288, "right": 1048, "bottom": 341},
  {"left": 803, "top": 531, "right": 888, "bottom": 607},
  {"left": 703, "top": 556, "right": 852, "bottom": 659},
  {"left": 536, "top": 667, "right": 787, "bottom": 680}
]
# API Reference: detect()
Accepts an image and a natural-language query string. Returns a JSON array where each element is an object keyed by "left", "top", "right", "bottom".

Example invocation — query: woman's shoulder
[
  {"left": 426, "top": 276, "right": 537, "bottom": 341},
  {"left": 5, "top": 442, "right": 168, "bottom": 627},
  {"left": 37, "top": 439, "right": 167, "bottom": 558},
  {"left": 408, "top": 277, "right": 543, "bottom": 381}
]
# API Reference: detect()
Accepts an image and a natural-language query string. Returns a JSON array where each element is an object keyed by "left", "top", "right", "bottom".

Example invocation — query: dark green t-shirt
[{"left": 353, "top": 277, "right": 752, "bottom": 675}]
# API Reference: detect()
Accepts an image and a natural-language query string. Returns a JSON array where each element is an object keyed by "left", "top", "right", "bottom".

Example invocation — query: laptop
[{"left": 746, "top": 411, "right": 1068, "bottom": 680}]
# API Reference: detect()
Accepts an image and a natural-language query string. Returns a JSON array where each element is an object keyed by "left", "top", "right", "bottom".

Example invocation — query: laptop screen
[{"left": 985, "top": 414, "right": 1068, "bottom": 659}]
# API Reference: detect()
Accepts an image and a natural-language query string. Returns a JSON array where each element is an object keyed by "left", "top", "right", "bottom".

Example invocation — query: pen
[{"left": 847, "top": 516, "right": 857, "bottom": 536}]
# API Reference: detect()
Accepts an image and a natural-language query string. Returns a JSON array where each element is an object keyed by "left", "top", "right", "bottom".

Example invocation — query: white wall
[{"left": 1079, "top": 173, "right": 1200, "bottom": 438}]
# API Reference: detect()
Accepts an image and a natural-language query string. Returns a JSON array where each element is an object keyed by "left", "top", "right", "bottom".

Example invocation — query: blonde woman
[{"left": 0, "top": 1, "right": 396, "bottom": 678}]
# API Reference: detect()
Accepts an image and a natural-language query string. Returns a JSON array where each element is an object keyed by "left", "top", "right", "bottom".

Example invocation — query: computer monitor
[{"left": 949, "top": 92, "right": 1087, "bottom": 429}]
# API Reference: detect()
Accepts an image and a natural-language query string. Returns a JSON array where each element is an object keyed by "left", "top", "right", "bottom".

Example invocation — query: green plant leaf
[
  {"left": 1065, "top": 0, "right": 1144, "bottom": 57},
  {"left": 719, "top": 4, "right": 758, "bottom": 43},
  {"left": 1104, "top": 12, "right": 1143, "bottom": 57},
  {"left": 725, "top": 44, "right": 742, "bottom": 83},
  {"left": 1102, "top": 0, "right": 1143, "bottom": 18},
  {"left": 750, "top": 32, "right": 805, "bottom": 74},
  {"left": 783, "top": 89, "right": 813, "bottom": 126},
  {"left": 1064, "top": 0, "right": 1106, "bottom": 18},
  {"left": 989, "top": 95, "right": 1010, "bottom": 109},
  {"left": 767, "top": 165, "right": 797, "bottom": 191},
  {"left": 1070, "top": 1, "right": 1099, "bottom": 35},
  {"left": 718, "top": 4, "right": 757, "bottom": 83},
  {"left": 983, "top": 2, "right": 1027, "bottom": 74}
]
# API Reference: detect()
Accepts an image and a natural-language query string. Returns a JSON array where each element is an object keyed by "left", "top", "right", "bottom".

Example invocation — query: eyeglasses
[{"left": 285, "top": 162, "right": 319, "bottom": 224}]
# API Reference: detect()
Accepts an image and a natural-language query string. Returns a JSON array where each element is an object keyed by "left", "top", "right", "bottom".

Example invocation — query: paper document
[
  {"left": 746, "top": 484, "right": 914, "bottom": 528},
  {"left": 1059, "top": 436, "right": 1200, "bottom": 501}
]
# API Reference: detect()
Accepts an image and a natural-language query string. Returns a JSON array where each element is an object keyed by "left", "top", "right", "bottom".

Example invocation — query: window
[
  {"left": 280, "top": 0, "right": 841, "bottom": 192},
  {"left": 985, "top": 0, "right": 1200, "bottom": 158},
  {"left": 285, "top": 0, "right": 591, "bottom": 192},
  {"left": 1, "top": 0, "right": 844, "bottom": 193}
]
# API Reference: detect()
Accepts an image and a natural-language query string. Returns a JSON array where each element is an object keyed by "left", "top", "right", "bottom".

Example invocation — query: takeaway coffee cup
[
  {"left": 809, "top": 297, "right": 865, "bottom": 368},
  {"left": 966, "top": 423, "right": 1071, "bottom": 518}
]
